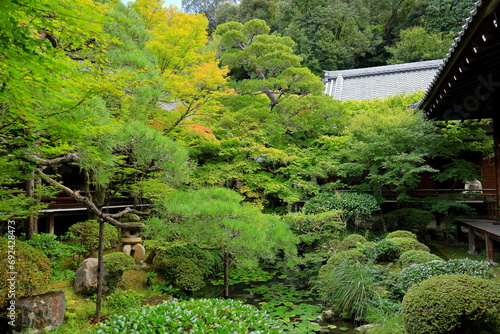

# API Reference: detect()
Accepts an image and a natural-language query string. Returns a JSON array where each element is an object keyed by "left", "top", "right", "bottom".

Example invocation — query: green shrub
[
  {"left": 389, "top": 237, "right": 430, "bottom": 256},
  {"left": 392, "top": 258, "right": 495, "bottom": 297},
  {"left": 319, "top": 250, "right": 366, "bottom": 279},
  {"left": 315, "top": 262, "right": 386, "bottom": 320},
  {"left": 398, "top": 250, "right": 442, "bottom": 268},
  {"left": 104, "top": 289, "right": 145, "bottom": 313},
  {"left": 282, "top": 211, "right": 344, "bottom": 252},
  {"left": 327, "top": 249, "right": 366, "bottom": 266},
  {"left": 303, "top": 192, "right": 379, "bottom": 226},
  {"left": 154, "top": 256, "right": 205, "bottom": 291},
  {"left": 0, "top": 238, "right": 52, "bottom": 306},
  {"left": 152, "top": 242, "right": 221, "bottom": 277},
  {"left": 365, "top": 300, "right": 405, "bottom": 334},
  {"left": 24, "top": 232, "right": 84, "bottom": 281},
  {"left": 402, "top": 275, "right": 500, "bottom": 334},
  {"left": 69, "top": 220, "right": 119, "bottom": 257},
  {"left": 389, "top": 208, "right": 433, "bottom": 231},
  {"left": 386, "top": 230, "right": 418, "bottom": 240},
  {"left": 103, "top": 252, "right": 135, "bottom": 294},
  {"left": 94, "top": 298, "right": 285, "bottom": 333},
  {"left": 338, "top": 234, "right": 367, "bottom": 251},
  {"left": 104, "top": 252, "right": 135, "bottom": 272},
  {"left": 359, "top": 238, "right": 400, "bottom": 262}
]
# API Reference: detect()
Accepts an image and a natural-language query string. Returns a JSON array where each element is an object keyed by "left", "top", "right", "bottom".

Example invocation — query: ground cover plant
[{"left": 93, "top": 298, "right": 286, "bottom": 333}]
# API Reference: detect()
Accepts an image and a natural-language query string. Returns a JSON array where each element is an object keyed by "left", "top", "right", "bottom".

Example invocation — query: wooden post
[
  {"left": 26, "top": 176, "right": 37, "bottom": 238},
  {"left": 468, "top": 227, "right": 478, "bottom": 255},
  {"left": 493, "top": 112, "right": 500, "bottom": 220},
  {"left": 47, "top": 213, "right": 55, "bottom": 234},
  {"left": 223, "top": 251, "right": 229, "bottom": 299},
  {"left": 95, "top": 217, "right": 105, "bottom": 321},
  {"left": 485, "top": 234, "right": 495, "bottom": 263}
]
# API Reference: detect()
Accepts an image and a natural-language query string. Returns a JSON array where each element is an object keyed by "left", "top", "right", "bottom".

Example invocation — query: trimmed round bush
[
  {"left": 386, "top": 230, "right": 418, "bottom": 240},
  {"left": 392, "top": 258, "right": 495, "bottom": 297},
  {"left": 103, "top": 252, "right": 135, "bottom": 294},
  {"left": 327, "top": 249, "right": 366, "bottom": 266},
  {"left": 389, "top": 237, "right": 429, "bottom": 255},
  {"left": 402, "top": 275, "right": 500, "bottom": 334},
  {"left": 0, "top": 238, "right": 52, "bottom": 306},
  {"left": 358, "top": 238, "right": 400, "bottom": 262},
  {"left": 155, "top": 256, "right": 205, "bottom": 291},
  {"left": 94, "top": 298, "right": 285, "bottom": 333},
  {"left": 398, "top": 250, "right": 442, "bottom": 268},
  {"left": 389, "top": 208, "right": 433, "bottom": 231},
  {"left": 104, "top": 252, "right": 135, "bottom": 272},
  {"left": 69, "top": 220, "right": 119, "bottom": 257},
  {"left": 320, "top": 250, "right": 367, "bottom": 278},
  {"left": 338, "top": 234, "right": 367, "bottom": 251},
  {"left": 154, "top": 243, "right": 221, "bottom": 277}
]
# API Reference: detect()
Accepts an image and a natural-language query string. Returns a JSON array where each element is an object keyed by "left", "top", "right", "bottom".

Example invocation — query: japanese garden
[{"left": 1, "top": 0, "right": 500, "bottom": 333}]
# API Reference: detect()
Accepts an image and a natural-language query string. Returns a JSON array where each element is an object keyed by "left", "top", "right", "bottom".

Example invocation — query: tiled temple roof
[{"left": 323, "top": 60, "right": 443, "bottom": 101}]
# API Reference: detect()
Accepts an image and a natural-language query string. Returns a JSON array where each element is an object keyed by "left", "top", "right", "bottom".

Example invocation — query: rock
[
  {"left": 8, "top": 291, "right": 66, "bottom": 333},
  {"left": 321, "top": 309, "right": 336, "bottom": 323},
  {"left": 121, "top": 237, "right": 142, "bottom": 245},
  {"left": 130, "top": 244, "right": 146, "bottom": 263},
  {"left": 353, "top": 323, "right": 376, "bottom": 333},
  {"left": 74, "top": 258, "right": 99, "bottom": 295},
  {"left": 124, "top": 213, "right": 141, "bottom": 222}
]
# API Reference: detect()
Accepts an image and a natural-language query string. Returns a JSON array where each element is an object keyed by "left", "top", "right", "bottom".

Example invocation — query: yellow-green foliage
[
  {"left": 402, "top": 275, "right": 500, "bottom": 334},
  {"left": 0, "top": 238, "right": 52, "bottom": 306},
  {"left": 386, "top": 230, "right": 418, "bottom": 240},
  {"left": 69, "top": 220, "right": 119, "bottom": 256},
  {"left": 338, "top": 234, "right": 366, "bottom": 251},
  {"left": 398, "top": 250, "right": 442, "bottom": 268},
  {"left": 390, "top": 237, "right": 429, "bottom": 255}
]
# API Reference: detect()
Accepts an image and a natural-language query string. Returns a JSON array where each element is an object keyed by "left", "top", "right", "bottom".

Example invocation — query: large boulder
[
  {"left": 6, "top": 290, "right": 66, "bottom": 333},
  {"left": 74, "top": 258, "right": 99, "bottom": 295}
]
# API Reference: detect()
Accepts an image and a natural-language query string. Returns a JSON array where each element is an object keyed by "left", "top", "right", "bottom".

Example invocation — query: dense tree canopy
[{"left": 0, "top": 0, "right": 491, "bottom": 224}]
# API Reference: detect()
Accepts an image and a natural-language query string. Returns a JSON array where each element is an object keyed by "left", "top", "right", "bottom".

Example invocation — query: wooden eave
[{"left": 420, "top": 0, "right": 500, "bottom": 120}]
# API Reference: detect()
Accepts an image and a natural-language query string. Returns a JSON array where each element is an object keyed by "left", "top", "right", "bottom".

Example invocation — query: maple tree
[{"left": 134, "top": 0, "right": 230, "bottom": 134}]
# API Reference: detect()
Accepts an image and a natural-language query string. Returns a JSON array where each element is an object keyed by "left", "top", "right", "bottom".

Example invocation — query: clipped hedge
[
  {"left": 392, "top": 258, "right": 495, "bottom": 297},
  {"left": 103, "top": 252, "right": 135, "bottom": 294},
  {"left": 390, "top": 237, "right": 430, "bottom": 256},
  {"left": 0, "top": 238, "right": 52, "bottom": 306},
  {"left": 398, "top": 250, "right": 442, "bottom": 268},
  {"left": 338, "top": 234, "right": 367, "bottom": 251},
  {"left": 154, "top": 256, "right": 205, "bottom": 291},
  {"left": 403, "top": 275, "right": 500, "bottom": 334},
  {"left": 386, "top": 230, "right": 418, "bottom": 240},
  {"left": 319, "top": 250, "right": 366, "bottom": 279},
  {"left": 153, "top": 243, "right": 221, "bottom": 277},
  {"left": 69, "top": 220, "right": 119, "bottom": 257},
  {"left": 358, "top": 238, "right": 400, "bottom": 262},
  {"left": 94, "top": 298, "right": 285, "bottom": 333}
]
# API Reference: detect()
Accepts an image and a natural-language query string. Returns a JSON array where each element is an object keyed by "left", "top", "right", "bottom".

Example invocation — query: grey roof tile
[{"left": 323, "top": 60, "right": 443, "bottom": 101}]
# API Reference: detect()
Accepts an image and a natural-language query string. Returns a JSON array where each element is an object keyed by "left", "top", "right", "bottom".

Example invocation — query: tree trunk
[
  {"left": 26, "top": 176, "right": 37, "bottom": 239},
  {"left": 223, "top": 251, "right": 229, "bottom": 299},
  {"left": 90, "top": 183, "right": 107, "bottom": 220},
  {"left": 95, "top": 218, "right": 105, "bottom": 321}
]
